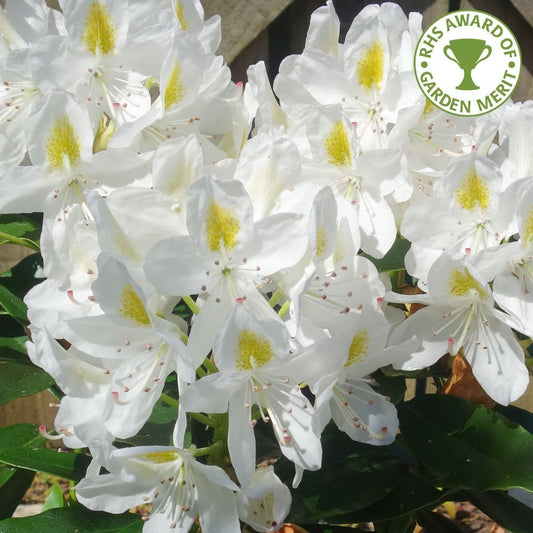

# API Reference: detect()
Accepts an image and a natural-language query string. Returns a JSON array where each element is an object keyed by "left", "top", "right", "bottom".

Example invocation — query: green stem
[
  {"left": 203, "top": 356, "right": 218, "bottom": 374},
  {"left": 0, "top": 232, "right": 40, "bottom": 252},
  {"left": 277, "top": 300, "right": 291, "bottom": 318},
  {"left": 160, "top": 393, "right": 179, "bottom": 408},
  {"left": 182, "top": 295, "right": 200, "bottom": 315},
  {"left": 192, "top": 440, "right": 223, "bottom": 458},
  {"left": 190, "top": 412, "right": 215, "bottom": 427},
  {"left": 268, "top": 288, "right": 282, "bottom": 308}
]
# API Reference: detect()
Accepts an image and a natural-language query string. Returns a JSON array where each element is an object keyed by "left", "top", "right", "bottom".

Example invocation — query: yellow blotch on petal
[
  {"left": 164, "top": 61, "right": 185, "bottom": 111},
  {"left": 448, "top": 268, "right": 488, "bottom": 300},
  {"left": 422, "top": 98, "right": 434, "bottom": 118},
  {"left": 521, "top": 207, "right": 533, "bottom": 246},
  {"left": 46, "top": 116, "right": 81, "bottom": 169},
  {"left": 346, "top": 329, "right": 369, "bottom": 367},
  {"left": 316, "top": 222, "right": 328, "bottom": 258},
  {"left": 205, "top": 201, "right": 240, "bottom": 253},
  {"left": 356, "top": 40, "right": 385, "bottom": 92},
  {"left": 81, "top": 2, "right": 117, "bottom": 56},
  {"left": 324, "top": 121, "right": 352, "bottom": 168},
  {"left": 454, "top": 168, "right": 491, "bottom": 211},
  {"left": 143, "top": 450, "right": 180, "bottom": 463},
  {"left": 236, "top": 329, "right": 274, "bottom": 371},
  {"left": 175, "top": 1, "right": 188, "bottom": 30},
  {"left": 119, "top": 284, "right": 151, "bottom": 326}
]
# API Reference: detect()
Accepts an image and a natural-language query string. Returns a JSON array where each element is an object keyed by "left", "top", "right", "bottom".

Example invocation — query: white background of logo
[{"left": 415, "top": 10, "right": 521, "bottom": 115}]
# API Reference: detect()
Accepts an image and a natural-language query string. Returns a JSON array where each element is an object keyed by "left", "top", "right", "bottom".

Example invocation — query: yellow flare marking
[
  {"left": 356, "top": 40, "right": 385, "bottom": 92},
  {"left": 143, "top": 451, "right": 180, "bottom": 463},
  {"left": 236, "top": 329, "right": 274, "bottom": 371},
  {"left": 205, "top": 201, "right": 240, "bottom": 252},
  {"left": 346, "top": 329, "right": 369, "bottom": 366},
  {"left": 164, "top": 61, "right": 185, "bottom": 110},
  {"left": 46, "top": 116, "right": 81, "bottom": 169},
  {"left": 81, "top": 2, "right": 117, "bottom": 56},
  {"left": 521, "top": 207, "right": 533, "bottom": 245},
  {"left": 324, "top": 121, "right": 352, "bottom": 168},
  {"left": 175, "top": 1, "right": 188, "bottom": 30},
  {"left": 422, "top": 98, "right": 434, "bottom": 118},
  {"left": 316, "top": 222, "right": 327, "bottom": 258},
  {"left": 119, "top": 284, "right": 151, "bottom": 326},
  {"left": 454, "top": 168, "right": 490, "bottom": 211},
  {"left": 448, "top": 268, "right": 488, "bottom": 300}
]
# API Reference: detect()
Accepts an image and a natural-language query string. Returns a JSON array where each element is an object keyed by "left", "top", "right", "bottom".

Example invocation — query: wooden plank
[
  {"left": 203, "top": 0, "right": 295, "bottom": 63},
  {"left": 510, "top": 0, "right": 533, "bottom": 29}
]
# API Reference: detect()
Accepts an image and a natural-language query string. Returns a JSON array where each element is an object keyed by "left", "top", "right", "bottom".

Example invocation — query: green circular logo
[{"left": 414, "top": 10, "right": 521, "bottom": 116}]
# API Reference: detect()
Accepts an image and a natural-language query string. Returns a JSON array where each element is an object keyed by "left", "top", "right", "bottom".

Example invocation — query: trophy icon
[{"left": 443, "top": 39, "right": 492, "bottom": 90}]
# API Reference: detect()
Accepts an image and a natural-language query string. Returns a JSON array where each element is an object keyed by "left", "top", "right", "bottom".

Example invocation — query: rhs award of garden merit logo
[{"left": 414, "top": 10, "right": 521, "bottom": 116}]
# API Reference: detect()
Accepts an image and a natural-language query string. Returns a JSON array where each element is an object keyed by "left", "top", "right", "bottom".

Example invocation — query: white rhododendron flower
[
  {"left": 389, "top": 253, "right": 529, "bottom": 405},
  {"left": 1, "top": 1, "right": 531, "bottom": 531},
  {"left": 76, "top": 443, "right": 241, "bottom": 532}
]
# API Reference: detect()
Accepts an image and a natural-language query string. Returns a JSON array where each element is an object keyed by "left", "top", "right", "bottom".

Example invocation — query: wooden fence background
[{"left": 1, "top": 0, "right": 533, "bottom": 428}]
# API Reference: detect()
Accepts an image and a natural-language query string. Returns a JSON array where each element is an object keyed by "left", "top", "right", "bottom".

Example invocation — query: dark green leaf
[
  {"left": 398, "top": 395, "right": 533, "bottom": 491},
  {"left": 0, "top": 424, "right": 45, "bottom": 449},
  {"left": 494, "top": 404, "right": 533, "bottom": 433},
  {"left": 0, "top": 360, "right": 55, "bottom": 405},
  {"left": 461, "top": 490, "right": 533, "bottom": 533},
  {"left": 372, "top": 370, "right": 406, "bottom": 404},
  {"left": 284, "top": 428, "right": 407, "bottom": 524},
  {"left": 374, "top": 514, "right": 417, "bottom": 533},
  {"left": 0, "top": 447, "right": 91, "bottom": 481},
  {"left": 416, "top": 511, "right": 467, "bottom": 532},
  {"left": 333, "top": 474, "right": 445, "bottom": 524},
  {"left": 0, "top": 467, "right": 35, "bottom": 519},
  {"left": 0, "top": 506, "right": 143, "bottom": 532},
  {"left": 0, "top": 336, "right": 27, "bottom": 355},
  {"left": 0, "top": 284, "right": 28, "bottom": 323},
  {"left": 360, "top": 237, "right": 410, "bottom": 273}
]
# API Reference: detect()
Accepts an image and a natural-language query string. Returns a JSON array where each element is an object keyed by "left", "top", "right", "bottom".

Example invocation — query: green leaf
[
  {"left": 398, "top": 395, "right": 533, "bottom": 491},
  {"left": 0, "top": 424, "right": 45, "bottom": 449},
  {"left": 0, "top": 506, "right": 143, "bottom": 532},
  {"left": 333, "top": 473, "right": 446, "bottom": 524},
  {"left": 360, "top": 237, "right": 410, "bottom": 273},
  {"left": 0, "top": 336, "right": 28, "bottom": 355},
  {"left": 284, "top": 428, "right": 407, "bottom": 524},
  {"left": 372, "top": 370, "right": 406, "bottom": 404},
  {"left": 0, "top": 360, "right": 55, "bottom": 405},
  {"left": 42, "top": 482, "right": 67, "bottom": 512},
  {"left": 0, "top": 284, "right": 28, "bottom": 324},
  {"left": 0, "top": 447, "right": 91, "bottom": 482},
  {"left": 462, "top": 490, "right": 533, "bottom": 533},
  {"left": 0, "top": 214, "right": 40, "bottom": 251},
  {"left": 415, "top": 511, "right": 467, "bottom": 532},
  {"left": 0, "top": 466, "right": 35, "bottom": 519},
  {"left": 0, "top": 214, "right": 40, "bottom": 240}
]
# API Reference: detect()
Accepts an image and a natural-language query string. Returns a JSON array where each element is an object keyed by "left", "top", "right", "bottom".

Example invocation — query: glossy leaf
[
  {"left": 398, "top": 395, "right": 533, "bottom": 491},
  {"left": 284, "top": 428, "right": 407, "bottom": 524},
  {"left": 0, "top": 424, "right": 45, "bottom": 449},
  {"left": 360, "top": 237, "right": 410, "bottom": 273},
  {"left": 0, "top": 467, "right": 35, "bottom": 519},
  {"left": 0, "top": 359, "right": 55, "bottom": 405},
  {"left": 0, "top": 505, "right": 143, "bottom": 532},
  {"left": 332, "top": 474, "right": 445, "bottom": 524},
  {"left": 0, "top": 447, "right": 91, "bottom": 482},
  {"left": 0, "top": 283, "right": 28, "bottom": 323}
]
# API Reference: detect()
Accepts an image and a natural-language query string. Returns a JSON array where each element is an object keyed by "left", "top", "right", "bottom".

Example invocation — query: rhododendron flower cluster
[{"left": 1, "top": 0, "right": 531, "bottom": 531}]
